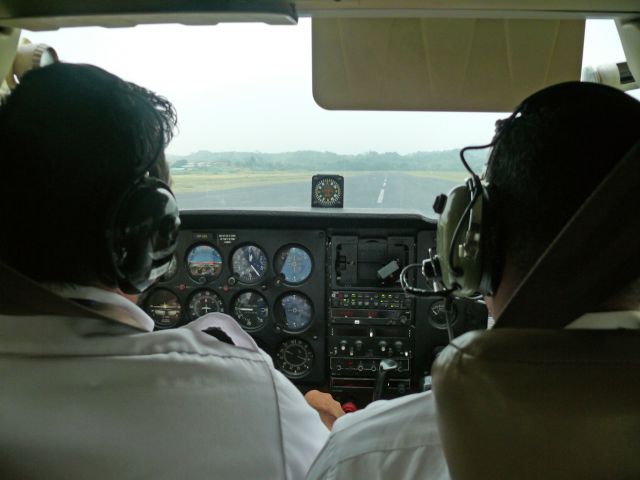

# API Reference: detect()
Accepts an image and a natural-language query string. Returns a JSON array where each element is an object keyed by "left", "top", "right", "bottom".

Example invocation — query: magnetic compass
[{"left": 311, "top": 175, "right": 344, "bottom": 208}]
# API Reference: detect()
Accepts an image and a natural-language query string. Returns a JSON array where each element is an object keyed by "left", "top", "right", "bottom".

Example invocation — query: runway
[{"left": 176, "top": 172, "right": 458, "bottom": 217}]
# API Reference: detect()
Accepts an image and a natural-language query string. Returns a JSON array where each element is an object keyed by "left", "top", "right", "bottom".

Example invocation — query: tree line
[{"left": 168, "top": 149, "right": 488, "bottom": 173}]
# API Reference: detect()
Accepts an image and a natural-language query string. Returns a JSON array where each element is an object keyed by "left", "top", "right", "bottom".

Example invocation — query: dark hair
[
  {"left": 0, "top": 63, "right": 177, "bottom": 286},
  {"left": 485, "top": 82, "right": 640, "bottom": 280}
]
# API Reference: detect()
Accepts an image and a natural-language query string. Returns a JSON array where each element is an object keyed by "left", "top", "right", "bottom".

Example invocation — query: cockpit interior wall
[
  {"left": 0, "top": 27, "right": 19, "bottom": 87},
  {"left": 312, "top": 17, "right": 585, "bottom": 112}
]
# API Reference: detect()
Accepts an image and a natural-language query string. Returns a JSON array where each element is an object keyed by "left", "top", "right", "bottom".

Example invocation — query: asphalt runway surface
[{"left": 176, "top": 172, "right": 458, "bottom": 216}]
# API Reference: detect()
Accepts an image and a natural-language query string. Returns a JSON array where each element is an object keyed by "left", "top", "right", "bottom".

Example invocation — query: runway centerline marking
[{"left": 377, "top": 176, "right": 388, "bottom": 204}]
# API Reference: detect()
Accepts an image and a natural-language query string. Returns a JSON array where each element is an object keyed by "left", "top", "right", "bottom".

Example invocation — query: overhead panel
[{"left": 312, "top": 17, "right": 585, "bottom": 112}]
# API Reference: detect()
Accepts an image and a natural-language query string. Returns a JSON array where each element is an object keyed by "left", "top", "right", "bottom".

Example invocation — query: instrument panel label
[{"left": 218, "top": 233, "right": 237, "bottom": 245}]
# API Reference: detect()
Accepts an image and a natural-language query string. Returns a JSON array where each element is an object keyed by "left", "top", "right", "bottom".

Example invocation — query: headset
[
  {"left": 402, "top": 86, "right": 553, "bottom": 300},
  {"left": 105, "top": 163, "right": 181, "bottom": 295},
  {"left": 409, "top": 82, "right": 611, "bottom": 299},
  {"left": 425, "top": 108, "right": 524, "bottom": 299}
]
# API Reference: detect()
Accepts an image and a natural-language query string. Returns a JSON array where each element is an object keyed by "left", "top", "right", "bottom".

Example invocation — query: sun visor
[{"left": 312, "top": 18, "right": 585, "bottom": 112}]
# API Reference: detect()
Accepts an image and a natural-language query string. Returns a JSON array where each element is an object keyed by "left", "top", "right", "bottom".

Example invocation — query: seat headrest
[{"left": 432, "top": 328, "right": 640, "bottom": 480}]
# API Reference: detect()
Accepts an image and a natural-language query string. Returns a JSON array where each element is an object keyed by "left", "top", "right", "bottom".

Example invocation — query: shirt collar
[
  {"left": 45, "top": 284, "right": 155, "bottom": 332},
  {"left": 566, "top": 310, "right": 640, "bottom": 330}
]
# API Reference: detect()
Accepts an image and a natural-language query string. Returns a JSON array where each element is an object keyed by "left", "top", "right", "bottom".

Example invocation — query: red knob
[{"left": 342, "top": 402, "right": 358, "bottom": 414}]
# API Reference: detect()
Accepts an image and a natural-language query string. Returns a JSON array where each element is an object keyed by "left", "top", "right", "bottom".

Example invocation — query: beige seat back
[{"left": 432, "top": 328, "right": 640, "bottom": 480}]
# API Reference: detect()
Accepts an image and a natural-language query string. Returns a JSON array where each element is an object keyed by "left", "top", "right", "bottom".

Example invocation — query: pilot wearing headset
[
  {"left": 305, "top": 82, "right": 640, "bottom": 480},
  {"left": 0, "top": 63, "right": 330, "bottom": 479}
]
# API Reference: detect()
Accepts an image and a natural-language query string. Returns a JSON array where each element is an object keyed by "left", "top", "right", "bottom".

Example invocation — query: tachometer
[
  {"left": 144, "top": 289, "right": 182, "bottom": 329},
  {"left": 275, "top": 339, "right": 314, "bottom": 379},
  {"left": 276, "top": 293, "right": 313, "bottom": 332},
  {"left": 186, "top": 244, "right": 223, "bottom": 283},
  {"left": 275, "top": 245, "right": 313, "bottom": 284},
  {"left": 232, "top": 291, "right": 269, "bottom": 332},
  {"left": 231, "top": 244, "right": 268, "bottom": 284},
  {"left": 187, "top": 289, "right": 224, "bottom": 320}
]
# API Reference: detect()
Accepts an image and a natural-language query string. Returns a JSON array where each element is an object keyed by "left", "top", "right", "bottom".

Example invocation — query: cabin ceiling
[{"left": 0, "top": 0, "right": 638, "bottom": 30}]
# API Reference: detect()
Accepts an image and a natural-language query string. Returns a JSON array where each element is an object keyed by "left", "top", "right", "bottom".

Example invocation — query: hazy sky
[{"left": 26, "top": 19, "right": 631, "bottom": 156}]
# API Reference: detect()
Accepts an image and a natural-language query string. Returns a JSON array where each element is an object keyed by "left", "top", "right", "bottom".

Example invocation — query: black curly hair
[
  {"left": 0, "top": 62, "right": 178, "bottom": 286},
  {"left": 485, "top": 82, "right": 640, "bottom": 281}
]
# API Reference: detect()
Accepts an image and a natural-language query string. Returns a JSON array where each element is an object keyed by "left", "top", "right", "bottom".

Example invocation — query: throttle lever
[{"left": 373, "top": 358, "right": 399, "bottom": 401}]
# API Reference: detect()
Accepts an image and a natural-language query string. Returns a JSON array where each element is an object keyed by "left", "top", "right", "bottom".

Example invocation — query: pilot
[
  {"left": 0, "top": 63, "right": 330, "bottom": 479},
  {"left": 305, "top": 82, "right": 640, "bottom": 480}
]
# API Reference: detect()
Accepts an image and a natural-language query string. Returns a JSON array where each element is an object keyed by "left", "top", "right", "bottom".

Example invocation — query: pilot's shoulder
[
  {"left": 128, "top": 313, "right": 269, "bottom": 364},
  {"left": 180, "top": 312, "right": 263, "bottom": 353}
]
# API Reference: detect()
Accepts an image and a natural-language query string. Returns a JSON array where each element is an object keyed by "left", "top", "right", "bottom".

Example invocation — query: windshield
[{"left": 25, "top": 19, "right": 634, "bottom": 216}]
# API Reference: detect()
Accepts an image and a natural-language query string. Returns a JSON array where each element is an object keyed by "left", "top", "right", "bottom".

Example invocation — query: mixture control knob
[
  {"left": 342, "top": 402, "right": 358, "bottom": 413},
  {"left": 394, "top": 340, "right": 404, "bottom": 352},
  {"left": 339, "top": 340, "right": 348, "bottom": 352},
  {"left": 354, "top": 340, "right": 364, "bottom": 352},
  {"left": 378, "top": 340, "right": 388, "bottom": 353}
]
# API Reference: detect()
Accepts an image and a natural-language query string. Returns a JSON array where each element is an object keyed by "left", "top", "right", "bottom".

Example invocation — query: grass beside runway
[
  {"left": 171, "top": 170, "right": 466, "bottom": 193},
  {"left": 404, "top": 171, "right": 469, "bottom": 182},
  {"left": 171, "top": 172, "right": 316, "bottom": 193}
]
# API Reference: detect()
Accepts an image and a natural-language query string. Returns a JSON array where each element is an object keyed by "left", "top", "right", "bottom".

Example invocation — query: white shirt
[
  {"left": 306, "top": 311, "right": 640, "bottom": 480},
  {"left": 0, "top": 286, "right": 329, "bottom": 480}
]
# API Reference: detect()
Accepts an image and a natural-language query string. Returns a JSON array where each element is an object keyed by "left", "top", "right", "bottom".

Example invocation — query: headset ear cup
[
  {"left": 436, "top": 179, "right": 491, "bottom": 297},
  {"left": 436, "top": 183, "right": 474, "bottom": 292},
  {"left": 107, "top": 178, "right": 180, "bottom": 294}
]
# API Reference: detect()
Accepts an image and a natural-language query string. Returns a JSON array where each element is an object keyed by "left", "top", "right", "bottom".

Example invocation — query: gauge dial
[
  {"left": 187, "top": 289, "right": 224, "bottom": 320},
  {"left": 231, "top": 245, "right": 268, "bottom": 284},
  {"left": 160, "top": 255, "right": 178, "bottom": 282},
  {"left": 232, "top": 291, "right": 269, "bottom": 332},
  {"left": 276, "top": 293, "right": 313, "bottom": 332},
  {"left": 186, "top": 244, "right": 223, "bottom": 283},
  {"left": 429, "top": 300, "right": 457, "bottom": 329},
  {"left": 275, "top": 339, "right": 314, "bottom": 379},
  {"left": 312, "top": 176, "right": 343, "bottom": 208},
  {"left": 144, "top": 289, "right": 182, "bottom": 329},
  {"left": 275, "top": 245, "right": 313, "bottom": 284}
]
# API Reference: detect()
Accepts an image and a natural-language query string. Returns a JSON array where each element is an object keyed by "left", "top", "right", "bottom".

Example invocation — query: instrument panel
[
  {"left": 141, "top": 211, "right": 488, "bottom": 406},
  {"left": 143, "top": 228, "right": 327, "bottom": 384}
]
